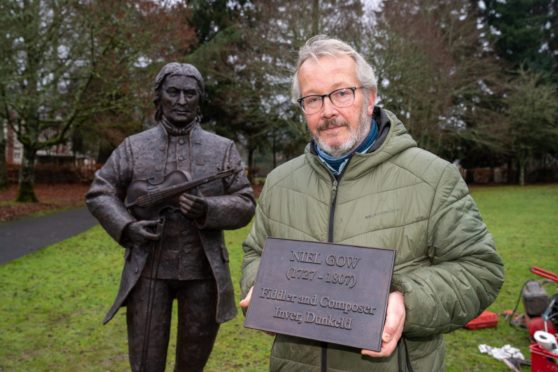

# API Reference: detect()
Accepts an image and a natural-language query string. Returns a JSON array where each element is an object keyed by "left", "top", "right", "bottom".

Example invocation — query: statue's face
[{"left": 160, "top": 75, "right": 200, "bottom": 127}]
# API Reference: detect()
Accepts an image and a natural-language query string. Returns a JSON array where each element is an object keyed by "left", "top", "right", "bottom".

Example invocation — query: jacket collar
[{"left": 305, "top": 107, "right": 417, "bottom": 182}]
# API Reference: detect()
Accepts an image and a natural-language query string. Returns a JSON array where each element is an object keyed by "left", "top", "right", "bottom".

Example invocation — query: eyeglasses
[{"left": 297, "top": 86, "right": 364, "bottom": 114}]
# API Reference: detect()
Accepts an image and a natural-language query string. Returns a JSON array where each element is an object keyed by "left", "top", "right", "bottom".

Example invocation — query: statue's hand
[
  {"left": 179, "top": 193, "right": 208, "bottom": 219},
  {"left": 124, "top": 220, "right": 161, "bottom": 245}
]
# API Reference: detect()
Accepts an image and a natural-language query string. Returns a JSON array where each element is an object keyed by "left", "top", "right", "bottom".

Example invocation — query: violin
[{"left": 125, "top": 168, "right": 235, "bottom": 219}]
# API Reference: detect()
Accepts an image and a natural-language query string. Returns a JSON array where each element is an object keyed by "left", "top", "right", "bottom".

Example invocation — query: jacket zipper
[
  {"left": 322, "top": 177, "right": 339, "bottom": 372},
  {"left": 327, "top": 179, "right": 338, "bottom": 243}
]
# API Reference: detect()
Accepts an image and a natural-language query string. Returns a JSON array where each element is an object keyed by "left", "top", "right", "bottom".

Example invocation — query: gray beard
[{"left": 315, "top": 103, "right": 371, "bottom": 158}]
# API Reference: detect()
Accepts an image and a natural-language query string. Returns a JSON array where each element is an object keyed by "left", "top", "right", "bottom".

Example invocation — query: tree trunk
[
  {"left": 0, "top": 124, "right": 7, "bottom": 189},
  {"left": 506, "top": 158, "right": 514, "bottom": 184},
  {"left": 518, "top": 157, "right": 526, "bottom": 187},
  {"left": 16, "top": 146, "right": 38, "bottom": 202},
  {"left": 272, "top": 125, "right": 277, "bottom": 169},
  {"left": 247, "top": 147, "right": 255, "bottom": 185},
  {"left": 312, "top": 0, "right": 319, "bottom": 35}
]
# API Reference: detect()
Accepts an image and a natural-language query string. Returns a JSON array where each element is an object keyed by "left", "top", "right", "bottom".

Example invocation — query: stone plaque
[{"left": 244, "top": 238, "right": 395, "bottom": 351}]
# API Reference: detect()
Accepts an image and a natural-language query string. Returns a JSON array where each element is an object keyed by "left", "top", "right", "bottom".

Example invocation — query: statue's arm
[
  {"left": 86, "top": 140, "right": 136, "bottom": 244},
  {"left": 198, "top": 142, "right": 256, "bottom": 230}
]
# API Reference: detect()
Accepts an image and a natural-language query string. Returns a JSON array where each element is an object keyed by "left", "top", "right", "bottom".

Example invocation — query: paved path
[{"left": 0, "top": 207, "right": 98, "bottom": 265}]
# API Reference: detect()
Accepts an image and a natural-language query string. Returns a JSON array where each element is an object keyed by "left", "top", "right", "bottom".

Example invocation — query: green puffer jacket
[{"left": 241, "top": 108, "right": 504, "bottom": 371}]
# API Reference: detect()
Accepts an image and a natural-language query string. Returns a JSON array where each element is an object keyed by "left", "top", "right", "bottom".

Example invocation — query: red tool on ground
[
  {"left": 522, "top": 267, "right": 558, "bottom": 371},
  {"left": 465, "top": 310, "right": 499, "bottom": 330}
]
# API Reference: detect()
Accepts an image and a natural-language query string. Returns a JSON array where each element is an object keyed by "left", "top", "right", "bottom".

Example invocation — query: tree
[
  {"left": 480, "top": 0, "right": 558, "bottom": 80},
  {"left": 185, "top": 26, "right": 273, "bottom": 181},
  {"left": 74, "top": 1, "right": 196, "bottom": 163},
  {"left": 503, "top": 68, "right": 558, "bottom": 185},
  {"left": 0, "top": 1, "right": 100, "bottom": 201},
  {"left": 371, "top": 0, "right": 506, "bottom": 162},
  {"left": 0, "top": 20, "right": 10, "bottom": 189},
  {"left": 0, "top": 121, "right": 7, "bottom": 189},
  {"left": 474, "top": 0, "right": 558, "bottom": 183},
  {"left": 0, "top": 1, "right": 197, "bottom": 201}
]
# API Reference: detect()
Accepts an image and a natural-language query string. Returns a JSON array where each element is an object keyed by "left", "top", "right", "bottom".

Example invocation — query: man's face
[
  {"left": 160, "top": 75, "right": 200, "bottom": 127},
  {"left": 298, "top": 55, "right": 376, "bottom": 157}
]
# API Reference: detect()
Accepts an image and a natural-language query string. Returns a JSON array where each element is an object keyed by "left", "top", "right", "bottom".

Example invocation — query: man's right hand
[
  {"left": 240, "top": 287, "right": 275, "bottom": 336},
  {"left": 124, "top": 220, "right": 161, "bottom": 245},
  {"left": 239, "top": 286, "right": 253, "bottom": 312}
]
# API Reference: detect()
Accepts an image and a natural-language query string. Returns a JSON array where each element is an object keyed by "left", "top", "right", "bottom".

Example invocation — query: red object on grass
[
  {"left": 527, "top": 316, "right": 557, "bottom": 340},
  {"left": 464, "top": 310, "right": 499, "bottom": 330},
  {"left": 530, "top": 343, "right": 558, "bottom": 372},
  {"left": 530, "top": 267, "right": 558, "bottom": 283}
]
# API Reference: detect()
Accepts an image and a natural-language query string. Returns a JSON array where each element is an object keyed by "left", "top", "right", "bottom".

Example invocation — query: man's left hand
[
  {"left": 179, "top": 193, "right": 208, "bottom": 219},
  {"left": 361, "top": 291, "right": 405, "bottom": 358}
]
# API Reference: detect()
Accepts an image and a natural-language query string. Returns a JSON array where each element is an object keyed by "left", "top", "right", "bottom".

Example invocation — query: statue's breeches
[{"left": 126, "top": 277, "right": 219, "bottom": 372}]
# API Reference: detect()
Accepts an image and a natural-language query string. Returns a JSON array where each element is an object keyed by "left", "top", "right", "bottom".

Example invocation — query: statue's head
[{"left": 153, "top": 63, "right": 205, "bottom": 126}]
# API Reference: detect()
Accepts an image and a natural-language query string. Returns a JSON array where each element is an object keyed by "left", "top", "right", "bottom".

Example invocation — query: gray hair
[
  {"left": 291, "top": 35, "right": 377, "bottom": 103},
  {"left": 154, "top": 62, "right": 205, "bottom": 121}
]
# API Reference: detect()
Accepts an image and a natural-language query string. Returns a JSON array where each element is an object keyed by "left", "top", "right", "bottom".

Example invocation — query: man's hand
[
  {"left": 361, "top": 291, "right": 405, "bottom": 358},
  {"left": 179, "top": 193, "right": 208, "bottom": 219},
  {"left": 240, "top": 287, "right": 275, "bottom": 336},
  {"left": 125, "top": 220, "right": 161, "bottom": 245},
  {"left": 239, "top": 286, "right": 253, "bottom": 312}
]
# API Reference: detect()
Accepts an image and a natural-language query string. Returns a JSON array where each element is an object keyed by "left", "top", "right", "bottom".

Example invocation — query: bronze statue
[{"left": 86, "top": 63, "right": 255, "bottom": 371}]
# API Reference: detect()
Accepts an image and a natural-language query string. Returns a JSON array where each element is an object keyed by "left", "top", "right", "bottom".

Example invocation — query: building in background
[{"left": 4, "top": 125, "right": 96, "bottom": 183}]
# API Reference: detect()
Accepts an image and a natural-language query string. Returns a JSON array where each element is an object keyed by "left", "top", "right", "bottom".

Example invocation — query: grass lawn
[{"left": 1, "top": 185, "right": 557, "bottom": 371}]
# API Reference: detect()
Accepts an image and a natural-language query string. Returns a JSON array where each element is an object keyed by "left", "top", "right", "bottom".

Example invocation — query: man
[
  {"left": 86, "top": 63, "right": 255, "bottom": 372},
  {"left": 240, "top": 36, "right": 503, "bottom": 371}
]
